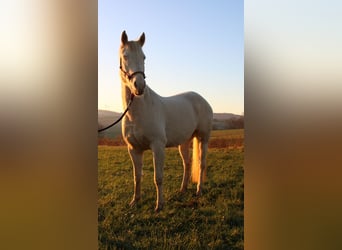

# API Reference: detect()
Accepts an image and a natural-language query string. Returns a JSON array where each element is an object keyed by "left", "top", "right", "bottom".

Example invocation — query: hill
[
  {"left": 98, "top": 110, "right": 123, "bottom": 138},
  {"left": 98, "top": 110, "right": 243, "bottom": 138},
  {"left": 213, "top": 113, "right": 241, "bottom": 120}
]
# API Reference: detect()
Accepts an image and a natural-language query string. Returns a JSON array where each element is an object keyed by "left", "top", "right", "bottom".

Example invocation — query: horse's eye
[{"left": 122, "top": 51, "right": 128, "bottom": 59}]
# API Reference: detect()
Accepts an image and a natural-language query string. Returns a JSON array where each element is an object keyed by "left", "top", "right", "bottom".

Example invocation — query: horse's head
[{"left": 120, "top": 31, "right": 146, "bottom": 96}]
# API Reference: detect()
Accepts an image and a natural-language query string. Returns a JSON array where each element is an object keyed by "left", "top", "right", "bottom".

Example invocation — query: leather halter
[{"left": 120, "top": 58, "right": 146, "bottom": 80}]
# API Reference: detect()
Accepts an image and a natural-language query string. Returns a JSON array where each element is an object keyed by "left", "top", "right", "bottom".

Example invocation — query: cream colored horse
[{"left": 120, "top": 31, "right": 213, "bottom": 211}]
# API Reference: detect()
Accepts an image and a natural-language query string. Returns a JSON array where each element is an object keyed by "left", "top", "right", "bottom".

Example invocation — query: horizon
[
  {"left": 98, "top": 108, "right": 243, "bottom": 117},
  {"left": 98, "top": 1, "right": 244, "bottom": 115}
]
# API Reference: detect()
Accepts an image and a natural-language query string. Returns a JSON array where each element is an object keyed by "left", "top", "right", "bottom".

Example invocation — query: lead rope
[{"left": 98, "top": 94, "right": 134, "bottom": 133}]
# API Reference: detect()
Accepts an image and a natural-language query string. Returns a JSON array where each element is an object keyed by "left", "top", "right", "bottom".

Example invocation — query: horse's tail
[{"left": 191, "top": 137, "right": 200, "bottom": 183}]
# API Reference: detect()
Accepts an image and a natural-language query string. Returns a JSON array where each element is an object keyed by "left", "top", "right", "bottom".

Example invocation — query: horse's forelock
[{"left": 121, "top": 42, "right": 144, "bottom": 60}]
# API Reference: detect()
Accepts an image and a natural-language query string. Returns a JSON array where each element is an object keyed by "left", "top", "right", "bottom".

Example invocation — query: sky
[{"left": 98, "top": 0, "right": 244, "bottom": 115}]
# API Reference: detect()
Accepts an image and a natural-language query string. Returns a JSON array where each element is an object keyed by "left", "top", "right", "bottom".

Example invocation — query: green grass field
[{"left": 98, "top": 129, "right": 244, "bottom": 249}]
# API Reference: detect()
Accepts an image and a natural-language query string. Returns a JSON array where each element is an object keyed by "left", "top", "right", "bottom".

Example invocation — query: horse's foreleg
[
  {"left": 128, "top": 147, "right": 143, "bottom": 207},
  {"left": 197, "top": 141, "right": 208, "bottom": 196},
  {"left": 151, "top": 142, "right": 165, "bottom": 212},
  {"left": 179, "top": 140, "right": 191, "bottom": 192}
]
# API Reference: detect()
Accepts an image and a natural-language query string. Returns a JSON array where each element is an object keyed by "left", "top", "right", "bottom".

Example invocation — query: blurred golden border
[
  {"left": 245, "top": 1, "right": 342, "bottom": 250},
  {"left": 0, "top": 1, "right": 98, "bottom": 249}
]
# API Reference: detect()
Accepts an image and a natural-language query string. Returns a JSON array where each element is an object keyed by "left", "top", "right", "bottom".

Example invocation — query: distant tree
[
  {"left": 232, "top": 116, "right": 244, "bottom": 129},
  {"left": 212, "top": 116, "right": 244, "bottom": 130}
]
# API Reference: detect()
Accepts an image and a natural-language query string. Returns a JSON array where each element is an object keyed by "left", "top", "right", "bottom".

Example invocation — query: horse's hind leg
[
  {"left": 179, "top": 140, "right": 191, "bottom": 192},
  {"left": 197, "top": 139, "right": 209, "bottom": 196},
  {"left": 128, "top": 147, "right": 143, "bottom": 207}
]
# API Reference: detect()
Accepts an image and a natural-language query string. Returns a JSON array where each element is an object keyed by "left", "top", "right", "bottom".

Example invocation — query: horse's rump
[{"left": 162, "top": 91, "right": 212, "bottom": 147}]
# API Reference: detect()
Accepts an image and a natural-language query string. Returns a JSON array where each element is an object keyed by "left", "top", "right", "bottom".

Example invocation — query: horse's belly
[
  {"left": 165, "top": 123, "right": 196, "bottom": 147},
  {"left": 165, "top": 140, "right": 179, "bottom": 148}
]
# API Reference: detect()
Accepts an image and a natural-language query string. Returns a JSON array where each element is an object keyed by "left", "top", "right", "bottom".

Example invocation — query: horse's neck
[
  {"left": 121, "top": 84, "right": 132, "bottom": 109},
  {"left": 121, "top": 76, "right": 133, "bottom": 108}
]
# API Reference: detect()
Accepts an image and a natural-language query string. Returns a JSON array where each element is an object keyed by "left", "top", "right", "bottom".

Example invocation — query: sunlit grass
[{"left": 98, "top": 131, "right": 244, "bottom": 249}]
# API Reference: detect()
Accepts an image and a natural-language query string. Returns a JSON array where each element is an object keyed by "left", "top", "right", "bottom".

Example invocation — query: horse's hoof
[
  {"left": 154, "top": 203, "right": 164, "bottom": 212},
  {"left": 179, "top": 187, "right": 187, "bottom": 193},
  {"left": 196, "top": 190, "right": 202, "bottom": 196},
  {"left": 129, "top": 198, "right": 140, "bottom": 207}
]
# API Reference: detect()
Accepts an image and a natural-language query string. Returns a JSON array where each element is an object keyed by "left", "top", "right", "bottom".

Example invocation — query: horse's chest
[{"left": 122, "top": 120, "right": 151, "bottom": 149}]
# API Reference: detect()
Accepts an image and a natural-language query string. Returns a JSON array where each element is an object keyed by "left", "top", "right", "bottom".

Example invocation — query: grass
[
  {"left": 98, "top": 129, "right": 244, "bottom": 249},
  {"left": 209, "top": 129, "right": 244, "bottom": 149}
]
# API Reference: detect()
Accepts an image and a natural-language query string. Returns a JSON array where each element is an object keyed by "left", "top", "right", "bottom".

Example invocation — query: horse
[{"left": 119, "top": 31, "right": 213, "bottom": 212}]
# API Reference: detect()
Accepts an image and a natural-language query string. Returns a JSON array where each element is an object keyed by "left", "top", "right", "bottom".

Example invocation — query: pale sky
[{"left": 98, "top": 0, "right": 244, "bottom": 114}]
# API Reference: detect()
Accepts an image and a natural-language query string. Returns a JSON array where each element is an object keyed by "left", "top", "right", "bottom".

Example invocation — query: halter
[{"left": 120, "top": 58, "right": 146, "bottom": 80}]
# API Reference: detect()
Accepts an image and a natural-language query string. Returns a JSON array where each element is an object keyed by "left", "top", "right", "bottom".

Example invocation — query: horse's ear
[
  {"left": 121, "top": 30, "right": 128, "bottom": 45},
  {"left": 138, "top": 32, "right": 145, "bottom": 47}
]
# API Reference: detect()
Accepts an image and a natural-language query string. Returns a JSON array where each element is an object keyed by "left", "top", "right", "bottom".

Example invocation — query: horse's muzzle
[{"left": 133, "top": 78, "right": 146, "bottom": 96}]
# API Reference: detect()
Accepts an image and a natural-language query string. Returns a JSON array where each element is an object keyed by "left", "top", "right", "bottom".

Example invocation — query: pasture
[{"left": 98, "top": 129, "right": 244, "bottom": 249}]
